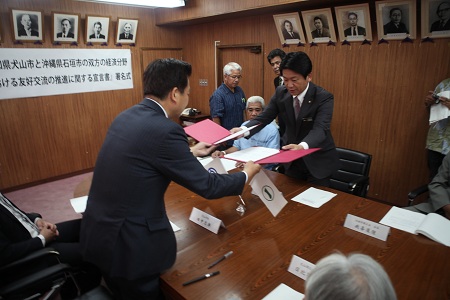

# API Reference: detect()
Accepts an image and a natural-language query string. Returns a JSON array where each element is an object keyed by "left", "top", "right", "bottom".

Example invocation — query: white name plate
[
  {"left": 287, "top": 255, "right": 315, "bottom": 280},
  {"left": 189, "top": 207, "right": 225, "bottom": 234},
  {"left": 344, "top": 214, "right": 390, "bottom": 241}
]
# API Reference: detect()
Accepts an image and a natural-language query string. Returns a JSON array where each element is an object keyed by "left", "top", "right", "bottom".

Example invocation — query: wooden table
[
  {"left": 160, "top": 170, "right": 450, "bottom": 299},
  {"left": 74, "top": 170, "right": 450, "bottom": 299}
]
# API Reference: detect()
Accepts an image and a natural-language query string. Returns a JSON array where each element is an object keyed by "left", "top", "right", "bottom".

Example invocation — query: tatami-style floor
[{"left": 5, "top": 172, "right": 93, "bottom": 224}]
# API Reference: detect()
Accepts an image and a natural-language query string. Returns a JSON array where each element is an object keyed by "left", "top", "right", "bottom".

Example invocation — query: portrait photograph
[
  {"left": 301, "top": 8, "right": 337, "bottom": 43},
  {"left": 335, "top": 4, "right": 373, "bottom": 42},
  {"left": 273, "top": 13, "right": 306, "bottom": 45},
  {"left": 11, "top": 9, "right": 44, "bottom": 42},
  {"left": 115, "top": 18, "right": 139, "bottom": 44},
  {"left": 375, "top": 0, "right": 416, "bottom": 40},
  {"left": 85, "top": 15, "right": 111, "bottom": 44},
  {"left": 421, "top": 0, "right": 450, "bottom": 38},
  {"left": 52, "top": 12, "right": 80, "bottom": 44}
]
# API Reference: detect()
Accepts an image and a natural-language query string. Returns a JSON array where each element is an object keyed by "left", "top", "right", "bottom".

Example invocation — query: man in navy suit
[
  {"left": 80, "top": 58, "right": 261, "bottom": 299},
  {"left": 235, "top": 51, "right": 339, "bottom": 186},
  {"left": 0, "top": 192, "right": 101, "bottom": 297}
]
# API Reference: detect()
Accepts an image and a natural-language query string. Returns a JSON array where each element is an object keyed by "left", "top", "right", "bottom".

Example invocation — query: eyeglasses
[
  {"left": 228, "top": 75, "right": 242, "bottom": 80},
  {"left": 438, "top": 8, "right": 450, "bottom": 13}
]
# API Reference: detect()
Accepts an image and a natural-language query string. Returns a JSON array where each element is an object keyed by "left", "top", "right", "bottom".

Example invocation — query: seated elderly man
[
  {"left": 212, "top": 95, "right": 280, "bottom": 169},
  {"left": 305, "top": 252, "right": 397, "bottom": 300}
]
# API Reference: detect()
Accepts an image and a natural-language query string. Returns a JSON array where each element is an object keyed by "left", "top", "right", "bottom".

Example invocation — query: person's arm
[
  {"left": 209, "top": 92, "right": 224, "bottom": 126},
  {"left": 428, "top": 154, "right": 450, "bottom": 213}
]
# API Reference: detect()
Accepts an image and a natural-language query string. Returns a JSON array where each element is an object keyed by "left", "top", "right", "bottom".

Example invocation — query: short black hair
[
  {"left": 143, "top": 58, "right": 192, "bottom": 100},
  {"left": 280, "top": 51, "right": 312, "bottom": 78},
  {"left": 267, "top": 48, "right": 286, "bottom": 64}
]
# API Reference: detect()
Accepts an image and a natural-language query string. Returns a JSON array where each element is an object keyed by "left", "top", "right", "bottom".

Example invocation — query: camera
[{"left": 432, "top": 93, "right": 440, "bottom": 104}]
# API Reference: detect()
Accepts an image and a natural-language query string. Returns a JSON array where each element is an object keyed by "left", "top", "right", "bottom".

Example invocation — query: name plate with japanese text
[
  {"left": 189, "top": 207, "right": 225, "bottom": 234},
  {"left": 344, "top": 214, "right": 390, "bottom": 241}
]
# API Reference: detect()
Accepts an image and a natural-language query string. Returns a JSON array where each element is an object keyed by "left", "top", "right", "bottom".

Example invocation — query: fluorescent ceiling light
[{"left": 75, "top": 0, "right": 185, "bottom": 8}]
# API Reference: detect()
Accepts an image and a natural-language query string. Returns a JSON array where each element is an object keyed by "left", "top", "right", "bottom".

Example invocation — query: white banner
[{"left": 0, "top": 48, "right": 133, "bottom": 100}]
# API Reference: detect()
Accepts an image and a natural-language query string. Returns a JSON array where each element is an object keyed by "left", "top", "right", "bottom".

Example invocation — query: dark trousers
[
  {"left": 285, "top": 159, "right": 331, "bottom": 187},
  {"left": 51, "top": 219, "right": 102, "bottom": 298},
  {"left": 104, "top": 273, "right": 165, "bottom": 300},
  {"left": 427, "top": 149, "right": 445, "bottom": 181}
]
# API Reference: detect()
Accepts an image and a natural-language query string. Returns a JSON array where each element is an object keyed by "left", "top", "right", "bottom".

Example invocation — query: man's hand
[
  {"left": 211, "top": 150, "right": 224, "bottom": 158},
  {"left": 230, "top": 127, "right": 245, "bottom": 139},
  {"left": 243, "top": 161, "right": 262, "bottom": 183},
  {"left": 36, "top": 219, "right": 59, "bottom": 243},
  {"left": 282, "top": 144, "right": 304, "bottom": 151},
  {"left": 190, "top": 142, "right": 217, "bottom": 157}
]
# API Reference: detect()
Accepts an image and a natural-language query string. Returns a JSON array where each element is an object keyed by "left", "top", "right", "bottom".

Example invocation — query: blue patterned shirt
[{"left": 209, "top": 83, "right": 246, "bottom": 130}]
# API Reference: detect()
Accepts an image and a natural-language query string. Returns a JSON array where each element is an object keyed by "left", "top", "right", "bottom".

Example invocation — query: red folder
[
  {"left": 184, "top": 119, "right": 257, "bottom": 145},
  {"left": 223, "top": 147, "right": 320, "bottom": 164}
]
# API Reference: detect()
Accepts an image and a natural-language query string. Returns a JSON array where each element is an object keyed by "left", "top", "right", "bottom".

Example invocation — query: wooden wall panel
[
  {"left": 181, "top": 9, "right": 450, "bottom": 206},
  {"left": 0, "top": 0, "right": 182, "bottom": 190}
]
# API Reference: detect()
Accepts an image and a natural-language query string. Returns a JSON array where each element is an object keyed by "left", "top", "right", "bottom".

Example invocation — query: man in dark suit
[
  {"left": 236, "top": 51, "right": 339, "bottom": 186},
  {"left": 80, "top": 58, "right": 261, "bottom": 299},
  {"left": 17, "top": 14, "right": 39, "bottom": 37},
  {"left": 343, "top": 12, "right": 366, "bottom": 37},
  {"left": 267, "top": 48, "right": 287, "bottom": 144},
  {"left": 430, "top": 1, "right": 450, "bottom": 32},
  {"left": 311, "top": 16, "right": 331, "bottom": 38},
  {"left": 0, "top": 192, "right": 101, "bottom": 297},
  {"left": 406, "top": 153, "right": 450, "bottom": 220},
  {"left": 281, "top": 20, "right": 301, "bottom": 40},
  {"left": 88, "top": 21, "right": 105, "bottom": 39},
  {"left": 118, "top": 22, "right": 133, "bottom": 40},
  {"left": 56, "top": 18, "right": 74, "bottom": 38},
  {"left": 383, "top": 7, "right": 409, "bottom": 34}
]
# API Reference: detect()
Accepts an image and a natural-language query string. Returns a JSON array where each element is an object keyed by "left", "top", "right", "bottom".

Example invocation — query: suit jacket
[
  {"left": 282, "top": 30, "right": 301, "bottom": 40},
  {"left": 57, "top": 31, "right": 74, "bottom": 38},
  {"left": 383, "top": 21, "right": 408, "bottom": 34},
  {"left": 0, "top": 195, "right": 43, "bottom": 266},
  {"left": 80, "top": 98, "right": 246, "bottom": 280},
  {"left": 244, "top": 83, "right": 339, "bottom": 179},
  {"left": 89, "top": 33, "right": 105, "bottom": 39},
  {"left": 311, "top": 27, "right": 331, "bottom": 38},
  {"left": 344, "top": 26, "right": 366, "bottom": 36},
  {"left": 431, "top": 19, "right": 450, "bottom": 32},
  {"left": 18, "top": 29, "right": 39, "bottom": 37},
  {"left": 119, "top": 32, "right": 133, "bottom": 40},
  {"left": 411, "top": 154, "right": 450, "bottom": 214}
]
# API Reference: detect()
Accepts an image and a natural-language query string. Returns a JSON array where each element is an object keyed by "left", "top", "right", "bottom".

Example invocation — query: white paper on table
[
  {"left": 170, "top": 221, "right": 180, "bottom": 232},
  {"left": 379, "top": 206, "right": 426, "bottom": 234},
  {"left": 429, "top": 91, "right": 450, "bottom": 124},
  {"left": 70, "top": 195, "right": 88, "bottom": 213},
  {"left": 262, "top": 283, "right": 304, "bottom": 300},
  {"left": 291, "top": 187, "right": 337, "bottom": 208},
  {"left": 224, "top": 147, "right": 280, "bottom": 163}
]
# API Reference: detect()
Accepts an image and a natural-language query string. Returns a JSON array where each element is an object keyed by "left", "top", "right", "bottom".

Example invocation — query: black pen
[
  {"left": 182, "top": 271, "right": 220, "bottom": 286},
  {"left": 207, "top": 250, "right": 233, "bottom": 269}
]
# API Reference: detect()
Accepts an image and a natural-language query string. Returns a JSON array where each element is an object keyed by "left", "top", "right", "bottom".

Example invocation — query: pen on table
[
  {"left": 182, "top": 271, "right": 220, "bottom": 286},
  {"left": 207, "top": 250, "right": 233, "bottom": 269},
  {"left": 238, "top": 195, "right": 246, "bottom": 206}
]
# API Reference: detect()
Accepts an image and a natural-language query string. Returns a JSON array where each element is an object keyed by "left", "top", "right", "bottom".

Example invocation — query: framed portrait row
[
  {"left": 273, "top": 0, "right": 450, "bottom": 45},
  {"left": 8, "top": 8, "right": 139, "bottom": 44}
]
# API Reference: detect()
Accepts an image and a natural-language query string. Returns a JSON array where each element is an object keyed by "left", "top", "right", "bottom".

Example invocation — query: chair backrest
[{"left": 329, "top": 147, "right": 372, "bottom": 197}]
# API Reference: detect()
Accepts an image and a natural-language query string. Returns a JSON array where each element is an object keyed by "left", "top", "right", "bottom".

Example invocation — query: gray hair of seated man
[
  {"left": 305, "top": 252, "right": 397, "bottom": 300},
  {"left": 246, "top": 96, "right": 265, "bottom": 109},
  {"left": 223, "top": 62, "right": 242, "bottom": 76}
]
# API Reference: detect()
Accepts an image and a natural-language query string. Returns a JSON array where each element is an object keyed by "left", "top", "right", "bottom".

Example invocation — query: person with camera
[{"left": 425, "top": 78, "right": 450, "bottom": 180}]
